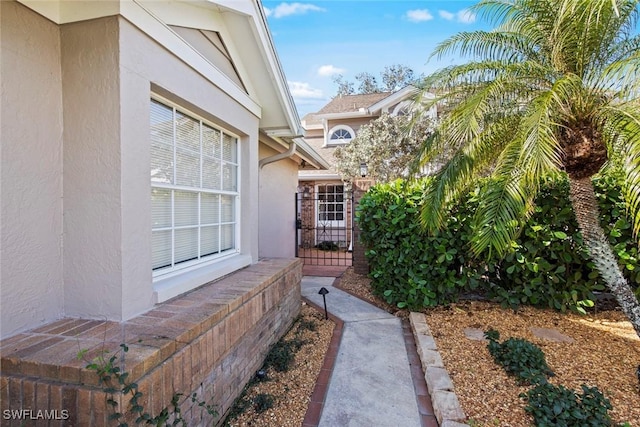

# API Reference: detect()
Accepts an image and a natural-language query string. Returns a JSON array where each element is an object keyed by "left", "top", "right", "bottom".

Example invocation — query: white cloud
[
  {"left": 288, "top": 81, "right": 324, "bottom": 99},
  {"left": 264, "top": 3, "right": 325, "bottom": 19},
  {"left": 439, "top": 8, "right": 477, "bottom": 24},
  {"left": 317, "top": 65, "right": 346, "bottom": 77},
  {"left": 438, "top": 10, "right": 455, "bottom": 21},
  {"left": 457, "top": 9, "right": 477, "bottom": 24},
  {"left": 406, "top": 9, "right": 434, "bottom": 23}
]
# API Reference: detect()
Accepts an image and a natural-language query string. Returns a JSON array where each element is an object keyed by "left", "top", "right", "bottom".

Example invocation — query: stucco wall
[
  {"left": 258, "top": 144, "right": 298, "bottom": 258},
  {"left": 60, "top": 16, "right": 261, "bottom": 320},
  {"left": 0, "top": 1, "right": 65, "bottom": 338},
  {"left": 1, "top": 5, "right": 265, "bottom": 338}
]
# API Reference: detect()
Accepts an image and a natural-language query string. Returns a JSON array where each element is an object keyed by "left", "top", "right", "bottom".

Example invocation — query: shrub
[
  {"left": 356, "top": 172, "right": 639, "bottom": 311},
  {"left": 253, "top": 394, "right": 275, "bottom": 413},
  {"left": 484, "top": 329, "right": 553, "bottom": 385},
  {"left": 485, "top": 177, "right": 602, "bottom": 312},
  {"left": 523, "top": 382, "right": 614, "bottom": 427},
  {"left": 357, "top": 179, "right": 482, "bottom": 309}
]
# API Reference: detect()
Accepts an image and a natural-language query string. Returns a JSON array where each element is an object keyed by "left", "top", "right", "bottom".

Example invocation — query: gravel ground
[
  {"left": 223, "top": 268, "right": 640, "bottom": 426},
  {"left": 339, "top": 268, "right": 640, "bottom": 426},
  {"left": 223, "top": 303, "right": 334, "bottom": 427}
]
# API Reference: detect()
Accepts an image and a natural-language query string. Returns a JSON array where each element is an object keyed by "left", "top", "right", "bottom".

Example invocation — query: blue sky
[{"left": 262, "top": 1, "right": 489, "bottom": 117}]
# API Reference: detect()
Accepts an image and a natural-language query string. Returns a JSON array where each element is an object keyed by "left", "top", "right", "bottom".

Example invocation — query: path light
[{"left": 318, "top": 287, "right": 330, "bottom": 320}]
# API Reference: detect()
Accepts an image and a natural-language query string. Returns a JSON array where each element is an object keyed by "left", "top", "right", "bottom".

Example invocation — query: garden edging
[{"left": 409, "top": 312, "right": 469, "bottom": 427}]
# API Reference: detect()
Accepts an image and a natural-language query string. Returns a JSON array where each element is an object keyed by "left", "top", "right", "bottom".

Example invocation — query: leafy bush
[
  {"left": 263, "top": 337, "right": 308, "bottom": 373},
  {"left": 485, "top": 330, "right": 620, "bottom": 427},
  {"left": 357, "top": 179, "right": 482, "bottom": 309},
  {"left": 485, "top": 177, "right": 603, "bottom": 312},
  {"left": 523, "top": 382, "right": 614, "bottom": 427},
  {"left": 356, "top": 172, "right": 639, "bottom": 311},
  {"left": 484, "top": 329, "right": 553, "bottom": 385}
]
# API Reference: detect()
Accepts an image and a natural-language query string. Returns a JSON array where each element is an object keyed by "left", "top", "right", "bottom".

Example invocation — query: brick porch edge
[{"left": 0, "top": 258, "right": 302, "bottom": 426}]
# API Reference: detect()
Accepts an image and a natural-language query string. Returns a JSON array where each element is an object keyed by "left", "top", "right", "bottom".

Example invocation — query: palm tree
[{"left": 412, "top": 0, "right": 640, "bottom": 337}]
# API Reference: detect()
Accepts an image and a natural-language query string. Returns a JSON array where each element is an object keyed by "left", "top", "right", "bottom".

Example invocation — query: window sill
[{"left": 153, "top": 254, "right": 252, "bottom": 303}]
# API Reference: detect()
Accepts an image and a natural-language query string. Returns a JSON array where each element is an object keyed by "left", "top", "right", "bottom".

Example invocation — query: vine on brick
[{"left": 78, "top": 344, "right": 217, "bottom": 426}]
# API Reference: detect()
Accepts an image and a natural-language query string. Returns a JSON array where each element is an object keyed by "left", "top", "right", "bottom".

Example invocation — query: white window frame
[
  {"left": 150, "top": 96, "right": 241, "bottom": 279},
  {"left": 315, "top": 183, "right": 346, "bottom": 228},
  {"left": 326, "top": 125, "right": 354, "bottom": 146}
]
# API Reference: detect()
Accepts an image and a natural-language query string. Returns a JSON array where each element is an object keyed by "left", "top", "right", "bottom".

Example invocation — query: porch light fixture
[
  {"left": 303, "top": 186, "right": 311, "bottom": 198},
  {"left": 359, "top": 162, "right": 368, "bottom": 178}
]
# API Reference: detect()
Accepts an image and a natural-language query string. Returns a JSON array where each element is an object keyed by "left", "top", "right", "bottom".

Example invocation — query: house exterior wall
[
  {"left": 61, "top": 15, "right": 261, "bottom": 319},
  {"left": 0, "top": 1, "right": 278, "bottom": 338},
  {"left": 258, "top": 144, "right": 298, "bottom": 258},
  {"left": 0, "top": 1, "right": 65, "bottom": 338}
]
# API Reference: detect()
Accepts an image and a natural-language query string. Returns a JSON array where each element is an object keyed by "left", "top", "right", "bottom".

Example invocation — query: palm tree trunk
[{"left": 569, "top": 176, "right": 640, "bottom": 338}]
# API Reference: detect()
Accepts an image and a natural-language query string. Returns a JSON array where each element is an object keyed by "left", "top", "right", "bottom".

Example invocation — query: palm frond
[
  {"left": 599, "top": 103, "right": 640, "bottom": 237},
  {"left": 471, "top": 171, "right": 530, "bottom": 257}
]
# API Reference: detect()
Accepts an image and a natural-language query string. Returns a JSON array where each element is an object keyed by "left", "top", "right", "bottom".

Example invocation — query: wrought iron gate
[{"left": 295, "top": 185, "right": 354, "bottom": 266}]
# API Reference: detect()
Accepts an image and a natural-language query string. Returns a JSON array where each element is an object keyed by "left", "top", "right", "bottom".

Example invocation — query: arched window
[{"left": 327, "top": 125, "right": 354, "bottom": 145}]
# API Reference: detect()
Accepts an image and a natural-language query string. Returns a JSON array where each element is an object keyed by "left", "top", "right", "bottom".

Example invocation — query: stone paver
[{"left": 530, "top": 327, "right": 575, "bottom": 343}]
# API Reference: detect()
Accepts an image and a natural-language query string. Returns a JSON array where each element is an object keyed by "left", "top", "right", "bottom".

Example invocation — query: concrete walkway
[{"left": 301, "top": 276, "right": 429, "bottom": 427}]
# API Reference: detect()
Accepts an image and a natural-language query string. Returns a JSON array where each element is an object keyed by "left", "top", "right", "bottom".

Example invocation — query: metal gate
[{"left": 295, "top": 184, "right": 353, "bottom": 266}]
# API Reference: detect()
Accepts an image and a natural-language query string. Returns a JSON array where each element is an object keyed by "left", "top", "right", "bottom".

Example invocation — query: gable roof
[
  {"left": 316, "top": 92, "right": 391, "bottom": 115},
  {"left": 301, "top": 88, "right": 426, "bottom": 129}
]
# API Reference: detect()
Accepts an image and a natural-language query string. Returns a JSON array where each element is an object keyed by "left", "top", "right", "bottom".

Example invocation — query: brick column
[{"left": 352, "top": 179, "right": 374, "bottom": 275}]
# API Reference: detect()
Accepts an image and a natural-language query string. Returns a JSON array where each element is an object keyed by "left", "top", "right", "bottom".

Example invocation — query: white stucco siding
[
  {"left": 60, "top": 16, "right": 263, "bottom": 316},
  {"left": 118, "top": 18, "right": 260, "bottom": 303},
  {"left": 0, "top": 1, "right": 65, "bottom": 337},
  {"left": 61, "top": 17, "right": 130, "bottom": 320},
  {"left": 258, "top": 145, "right": 297, "bottom": 258}
]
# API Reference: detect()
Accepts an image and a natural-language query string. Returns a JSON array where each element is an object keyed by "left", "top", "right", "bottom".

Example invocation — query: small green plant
[
  {"left": 79, "top": 343, "right": 217, "bottom": 426},
  {"left": 263, "top": 336, "right": 308, "bottom": 372},
  {"left": 484, "top": 329, "right": 553, "bottom": 385},
  {"left": 315, "top": 241, "right": 339, "bottom": 251},
  {"left": 523, "top": 382, "right": 614, "bottom": 427},
  {"left": 252, "top": 393, "right": 275, "bottom": 413}
]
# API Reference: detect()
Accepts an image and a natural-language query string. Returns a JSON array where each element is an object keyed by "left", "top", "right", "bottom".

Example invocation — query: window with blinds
[{"left": 150, "top": 99, "right": 239, "bottom": 274}]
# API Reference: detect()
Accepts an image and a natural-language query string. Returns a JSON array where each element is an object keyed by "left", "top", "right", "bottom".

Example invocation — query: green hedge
[{"left": 356, "top": 173, "right": 639, "bottom": 311}]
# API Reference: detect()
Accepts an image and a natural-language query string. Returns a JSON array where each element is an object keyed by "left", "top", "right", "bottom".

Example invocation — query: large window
[{"left": 150, "top": 99, "right": 239, "bottom": 275}]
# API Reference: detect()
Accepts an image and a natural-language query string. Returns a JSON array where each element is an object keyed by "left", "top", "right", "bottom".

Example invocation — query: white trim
[
  {"left": 368, "top": 86, "right": 420, "bottom": 114},
  {"left": 326, "top": 125, "right": 355, "bottom": 147},
  {"left": 150, "top": 96, "right": 241, "bottom": 278},
  {"left": 123, "top": 0, "right": 262, "bottom": 118},
  {"left": 298, "top": 173, "right": 342, "bottom": 181},
  {"left": 316, "top": 111, "right": 371, "bottom": 120},
  {"left": 153, "top": 254, "right": 252, "bottom": 303}
]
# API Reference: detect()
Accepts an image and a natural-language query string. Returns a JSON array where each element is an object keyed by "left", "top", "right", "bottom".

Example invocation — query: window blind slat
[
  {"left": 152, "top": 230, "right": 172, "bottom": 270},
  {"left": 203, "top": 125, "right": 221, "bottom": 158},
  {"left": 222, "top": 134, "right": 237, "bottom": 162},
  {"left": 221, "top": 195, "right": 234, "bottom": 223},
  {"left": 151, "top": 188, "right": 172, "bottom": 228},
  {"left": 175, "top": 228, "right": 198, "bottom": 264},
  {"left": 174, "top": 191, "right": 198, "bottom": 227},
  {"left": 201, "top": 225, "right": 220, "bottom": 256},
  {"left": 202, "top": 158, "right": 221, "bottom": 190},
  {"left": 201, "top": 193, "right": 220, "bottom": 225}
]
